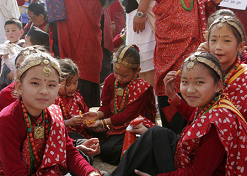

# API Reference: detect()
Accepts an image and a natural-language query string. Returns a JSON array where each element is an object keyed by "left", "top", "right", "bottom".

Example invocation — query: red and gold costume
[
  {"left": 171, "top": 98, "right": 247, "bottom": 175},
  {"left": 99, "top": 73, "right": 156, "bottom": 137},
  {"left": 0, "top": 99, "right": 96, "bottom": 175},
  {"left": 56, "top": 91, "right": 92, "bottom": 139}
]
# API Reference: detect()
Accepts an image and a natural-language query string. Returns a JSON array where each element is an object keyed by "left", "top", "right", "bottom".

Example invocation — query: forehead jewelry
[
  {"left": 186, "top": 56, "right": 196, "bottom": 69},
  {"left": 42, "top": 59, "right": 52, "bottom": 77},
  {"left": 112, "top": 45, "right": 140, "bottom": 69},
  {"left": 209, "top": 16, "right": 245, "bottom": 41}
]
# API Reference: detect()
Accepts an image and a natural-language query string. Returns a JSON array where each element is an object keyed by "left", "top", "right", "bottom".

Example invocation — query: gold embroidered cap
[
  {"left": 17, "top": 52, "right": 61, "bottom": 80},
  {"left": 184, "top": 52, "right": 222, "bottom": 79},
  {"left": 209, "top": 16, "right": 245, "bottom": 41},
  {"left": 112, "top": 45, "right": 140, "bottom": 69}
]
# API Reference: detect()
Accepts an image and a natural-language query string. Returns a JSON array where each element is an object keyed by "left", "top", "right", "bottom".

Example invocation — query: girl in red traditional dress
[
  {"left": 56, "top": 58, "right": 93, "bottom": 139},
  {"left": 83, "top": 45, "right": 156, "bottom": 165},
  {"left": 174, "top": 16, "right": 247, "bottom": 122},
  {"left": 112, "top": 52, "right": 247, "bottom": 176},
  {"left": 0, "top": 53, "right": 101, "bottom": 175}
]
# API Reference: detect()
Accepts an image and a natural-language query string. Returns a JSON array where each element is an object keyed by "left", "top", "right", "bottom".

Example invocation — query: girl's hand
[
  {"left": 134, "top": 169, "right": 151, "bottom": 176},
  {"left": 65, "top": 116, "right": 83, "bottom": 126},
  {"left": 82, "top": 112, "right": 98, "bottom": 121},
  {"left": 129, "top": 123, "right": 148, "bottom": 135},
  {"left": 76, "top": 138, "right": 100, "bottom": 156},
  {"left": 88, "top": 170, "right": 101, "bottom": 176},
  {"left": 163, "top": 71, "right": 178, "bottom": 100},
  {"left": 86, "top": 120, "right": 107, "bottom": 133}
]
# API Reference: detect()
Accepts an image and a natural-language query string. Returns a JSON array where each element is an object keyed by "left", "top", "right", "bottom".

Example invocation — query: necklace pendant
[
  {"left": 117, "top": 88, "right": 124, "bottom": 96},
  {"left": 34, "top": 126, "right": 45, "bottom": 139}
]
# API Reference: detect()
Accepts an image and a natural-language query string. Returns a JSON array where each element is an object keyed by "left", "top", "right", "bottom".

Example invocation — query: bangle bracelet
[
  {"left": 96, "top": 112, "right": 99, "bottom": 119},
  {"left": 103, "top": 119, "right": 110, "bottom": 130}
]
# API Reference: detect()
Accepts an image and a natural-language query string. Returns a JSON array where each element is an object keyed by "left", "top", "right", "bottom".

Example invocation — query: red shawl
[
  {"left": 106, "top": 75, "right": 156, "bottom": 137},
  {"left": 175, "top": 98, "right": 247, "bottom": 175}
]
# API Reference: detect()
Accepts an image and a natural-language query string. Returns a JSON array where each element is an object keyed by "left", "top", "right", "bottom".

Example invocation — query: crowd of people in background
[{"left": 0, "top": 0, "right": 247, "bottom": 175}]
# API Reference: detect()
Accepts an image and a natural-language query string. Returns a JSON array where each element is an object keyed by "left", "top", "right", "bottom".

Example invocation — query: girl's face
[
  {"left": 209, "top": 24, "right": 244, "bottom": 71},
  {"left": 180, "top": 63, "right": 222, "bottom": 109},
  {"left": 16, "top": 64, "right": 60, "bottom": 116},
  {"left": 4, "top": 24, "right": 23, "bottom": 44},
  {"left": 113, "top": 63, "right": 140, "bottom": 84},
  {"left": 59, "top": 75, "right": 78, "bottom": 97}
]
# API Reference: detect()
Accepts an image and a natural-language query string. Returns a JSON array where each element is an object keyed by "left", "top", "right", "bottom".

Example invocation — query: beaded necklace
[
  {"left": 21, "top": 101, "right": 50, "bottom": 174},
  {"left": 222, "top": 58, "right": 240, "bottom": 88},
  {"left": 194, "top": 95, "right": 220, "bottom": 121},
  {"left": 114, "top": 74, "right": 138, "bottom": 114},
  {"left": 180, "top": 0, "right": 193, "bottom": 11},
  {"left": 59, "top": 98, "right": 69, "bottom": 120}
]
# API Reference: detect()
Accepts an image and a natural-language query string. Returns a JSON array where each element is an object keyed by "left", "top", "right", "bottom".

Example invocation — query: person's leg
[
  {"left": 158, "top": 95, "right": 187, "bottom": 134},
  {"left": 112, "top": 126, "right": 179, "bottom": 176},
  {"left": 77, "top": 79, "right": 100, "bottom": 108},
  {"left": 100, "top": 133, "right": 125, "bottom": 165}
]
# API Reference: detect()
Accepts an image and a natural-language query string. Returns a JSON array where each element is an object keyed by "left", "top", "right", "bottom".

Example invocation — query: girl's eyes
[
  {"left": 49, "top": 84, "right": 57, "bottom": 87},
  {"left": 196, "top": 81, "right": 204, "bottom": 84},
  {"left": 181, "top": 80, "right": 188, "bottom": 84},
  {"left": 31, "top": 82, "right": 39, "bottom": 86},
  {"left": 225, "top": 40, "right": 231, "bottom": 42}
]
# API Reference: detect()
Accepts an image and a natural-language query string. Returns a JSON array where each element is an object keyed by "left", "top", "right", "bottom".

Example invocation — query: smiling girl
[
  {"left": 112, "top": 52, "right": 247, "bottom": 176},
  {"left": 0, "top": 53, "right": 100, "bottom": 175}
]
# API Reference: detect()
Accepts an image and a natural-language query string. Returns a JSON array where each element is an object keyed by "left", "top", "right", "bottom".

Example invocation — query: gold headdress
[
  {"left": 17, "top": 53, "right": 60, "bottom": 80},
  {"left": 209, "top": 16, "right": 245, "bottom": 41},
  {"left": 184, "top": 53, "right": 222, "bottom": 79},
  {"left": 112, "top": 45, "right": 140, "bottom": 69}
]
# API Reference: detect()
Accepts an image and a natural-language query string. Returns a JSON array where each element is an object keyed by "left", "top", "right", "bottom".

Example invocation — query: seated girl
[
  {"left": 83, "top": 45, "right": 156, "bottom": 165},
  {"left": 112, "top": 52, "right": 247, "bottom": 176},
  {"left": 0, "top": 52, "right": 100, "bottom": 175}
]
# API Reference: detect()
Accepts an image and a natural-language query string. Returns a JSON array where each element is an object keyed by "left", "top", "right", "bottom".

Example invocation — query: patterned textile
[
  {"left": 106, "top": 76, "right": 156, "bottom": 137},
  {"left": 175, "top": 98, "right": 247, "bottom": 175},
  {"left": 57, "top": 92, "right": 92, "bottom": 139},
  {"left": 46, "top": 0, "right": 67, "bottom": 22},
  {"left": 0, "top": 105, "right": 68, "bottom": 175},
  {"left": 153, "top": 0, "right": 206, "bottom": 96}
]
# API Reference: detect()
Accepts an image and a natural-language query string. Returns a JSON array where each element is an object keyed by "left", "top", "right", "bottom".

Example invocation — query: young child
[
  {"left": 0, "top": 52, "right": 101, "bottom": 175},
  {"left": 0, "top": 46, "right": 48, "bottom": 111},
  {"left": 0, "top": 18, "right": 24, "bottom": 90},
  {"left": 83, "top": 45, "right": 156, "bottom": 165},
  {"left": 24, "top": 26, "right": 49, "bottom": 49},
  {"left": 112, "top": 52, "right": 247, "bottom": 176},
  {"left": 56, "top": 58, "right": 91, "bottom": 139}
]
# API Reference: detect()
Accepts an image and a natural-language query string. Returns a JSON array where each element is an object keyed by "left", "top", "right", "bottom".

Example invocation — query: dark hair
[
  {"left": 207, "top": 9, "right": 236, "bottom": 28},
  {"left": 59, "top": 58, "right": 79, "bottom": 84},
  {"left": 26, "top": 26, "right": 49, "bottom": 47},
  {"left": 28, "top": 2, "right": 48, "bottom": 20},
  {"left": 182, "top": 52, "right": 223, "bottom": 83},
  {"left": 208, "top": 16, "right": 246, "bottom": 44},
  {"left": 4, "top": 18, "right": 22, "bottom": 30},
  {"left": 114, "top": 45, "right": 140, "bottom": 71}
]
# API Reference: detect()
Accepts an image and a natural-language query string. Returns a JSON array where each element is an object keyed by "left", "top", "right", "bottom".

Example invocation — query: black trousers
[{"left": 112, "top": 126, "right": 180, "bottom": 176}]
